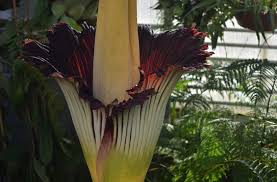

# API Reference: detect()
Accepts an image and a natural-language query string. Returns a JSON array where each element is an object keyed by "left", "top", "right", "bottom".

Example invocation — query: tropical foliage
[
  {"left": 155, "top": 0, "right": 277, "bottom": 48},
  {"left": 147, "top": 59, "right": 277, "bottom": 181}
]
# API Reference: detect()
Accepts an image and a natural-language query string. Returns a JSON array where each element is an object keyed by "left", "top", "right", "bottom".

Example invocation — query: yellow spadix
[{"left": 93, "top": 0, "right": 140, "bottom": 105}]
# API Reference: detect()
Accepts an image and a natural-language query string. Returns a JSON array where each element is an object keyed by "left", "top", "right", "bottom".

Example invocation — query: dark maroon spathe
[{"left": 23, "top": 22, "right": 212, "bottom": 111}]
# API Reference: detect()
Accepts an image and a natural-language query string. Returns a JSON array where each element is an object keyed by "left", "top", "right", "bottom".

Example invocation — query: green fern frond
[{"left": 236, "top": 160, "right": 277, "bottom": 182}]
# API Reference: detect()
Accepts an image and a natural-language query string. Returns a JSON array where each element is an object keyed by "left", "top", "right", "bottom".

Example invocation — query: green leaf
[
  {"left": 0, "top": 147, "right": 22, "bottom": 161},
  {"left": 0, "top": 22, "right": 17, "bottom": 46},
  {"left": 51, "top": 1, "right": 66, "bottom": 18},
  {"left": 67, "top": 4, "right": 85, "bottom": 20},
  {"left": 33, "top": 159, "right": 50, "bottom": 182},
  {"left": 64, "top": 0, "right": 77, "bottom": 8},
  {"left": 39, "top": 111, "right": 53, "bottom": 166},
  {"left": 61, "top": 16, "right": 82, "bottom": 32},
  {"left": 82, "top": 1, "right": 98, "bottom": 19}
]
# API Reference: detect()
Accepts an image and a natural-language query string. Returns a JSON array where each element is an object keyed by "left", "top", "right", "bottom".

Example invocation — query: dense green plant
[
  {"left": 149, "top": 108, "right": 277, "bottom": 181},
  {"left": 0, "top": 1, "right": 92, "bottom": 181},
  {"left": 146, "top": 59, "right": 277, "bottom": 181},
  {"left": 178, "top": 59, "right": 277, "bottom": 112},
  {"left": 241, "top": 0, "right": 277, "bottom": 13},
  {"left": 235, "top": 0, "right": 277, "bottom": 42},
  {"left": 51, "top": 0, "right": 98, "bottom": 30},
  {"left": 155, "top": 0, "right": 277, "bottom": 48},
  {"left": 0, "top": 61, "right": 92, "bottom": 182},
  {"left": 155, "top": 0, "right": 237, "bottom": 48}
]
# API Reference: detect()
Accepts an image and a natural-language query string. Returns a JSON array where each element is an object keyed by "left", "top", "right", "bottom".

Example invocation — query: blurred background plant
[
  {"left": 51, "top": 0, "right": 98, "bottom": 31},
  {"left": 0, "top": 0, "right": 96, "bottom": 181},
  {"left": 147, "top": 59, "right": 277, "bottom": 181},
  {"left": 0, "top": 0, "right": 277, "bottom": 182},
  {"left": 155, "top": 0, "right": 277, "bottom": 48}
]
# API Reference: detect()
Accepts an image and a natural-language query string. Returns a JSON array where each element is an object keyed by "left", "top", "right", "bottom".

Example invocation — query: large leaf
[{"left": 33, "top": 159, "right": 50, "bottom": 182}]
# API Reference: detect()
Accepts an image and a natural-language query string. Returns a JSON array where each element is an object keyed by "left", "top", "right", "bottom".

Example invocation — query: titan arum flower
[{"left": 23, "top": 0, "right": 212, "bottom": 181}]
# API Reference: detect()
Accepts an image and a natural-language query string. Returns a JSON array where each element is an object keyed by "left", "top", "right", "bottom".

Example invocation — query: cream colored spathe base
[{"left": 56, "top": 70, "right": 182, "bottom": 182}]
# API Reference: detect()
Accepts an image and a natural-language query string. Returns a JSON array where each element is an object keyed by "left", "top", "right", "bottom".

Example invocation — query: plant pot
[{"left": 235, "top": 11, "right": 277, "bottom": 31}]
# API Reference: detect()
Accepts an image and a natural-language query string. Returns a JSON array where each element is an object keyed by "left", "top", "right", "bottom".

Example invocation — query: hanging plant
[
  {"left": 234, "top": 0, "right": 277, "bottom": 32},
  {"left": 155, "top": 0, "right": 236, "bottom": 49}
]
